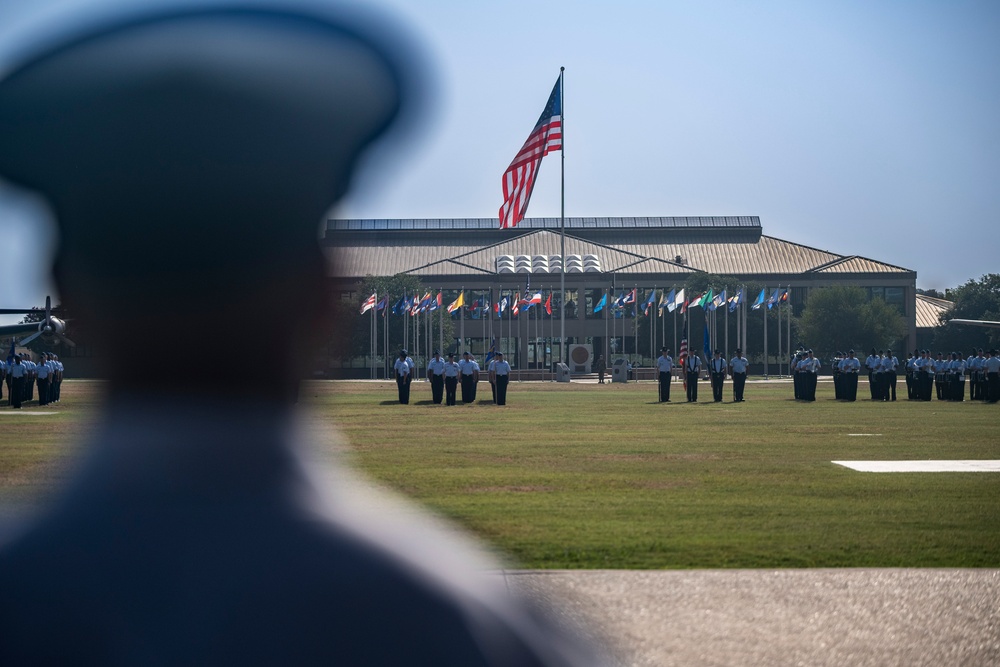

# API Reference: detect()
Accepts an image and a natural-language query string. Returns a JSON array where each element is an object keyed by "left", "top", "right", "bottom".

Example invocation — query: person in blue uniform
[
  {"left": 881, "top": 350, "right": 898, "bottom": 401},
  {"left": 8, "top": 356, "right": 25, "bottom": 409},
  {"left": 490, "top": 352, "right": 511, "bottom": 405},
  {"left": 985, "top": 350, "right": 1000, "bottom": 403},
  {"left": 729, "top": 348, "right": 748, "bottom": 402},
  {"left": 443, "top": 353, "right": 460, "bottom": 406},
  {"left": 655, "top": 347, "right": 672, "bottom": 402},
  {"left": 709, "top": 350, "right": 726, "bottom": 402},
  {"left": 801, "top": 350, "right": 820, "bottom": 401},
  {"left": 458, "top": 352, "right": 479, "bottom": 403},
  {"left": 685, "top": 349, "right": 701, "bottom": 402},
  {"left": 932, "top": 352, "right": 949, "bottom": 400},
  {"left": 427, "top": 350, "right": 445, "bottom": 404},
  {"left": 865, "top": 348, "right": 880, "bottom": 400},
  {"left": 841, "top": 350, "right": 861, "bottom": 401},
  {"left": 394, "top": 350, "right": 415, "bottom": 404},
  {"left": 0, "top": 4, "right": 603, "bottom": 664},
  {"left": 947, "top": 352, "right": 965, "bottom": 401}
]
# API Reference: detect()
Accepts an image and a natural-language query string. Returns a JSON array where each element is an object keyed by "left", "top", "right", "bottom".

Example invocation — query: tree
[
  {"left": 797, "top": 286, "right": 906, "bottom": 358},
  {"left": 933, "top": 274, "right": 1000, "bottom": 352}
]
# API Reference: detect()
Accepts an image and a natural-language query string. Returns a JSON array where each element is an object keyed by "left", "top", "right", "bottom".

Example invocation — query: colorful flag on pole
[
  {"left": 623, "top": 288, "right": 637, "bottom": 305},
  {"left": 644, "top": 289, "right": 657, "bottom": 316},
  {"left": 674, "top": 288, "right": 685, "bottom": 311},
  {"left": 660, "top": 288, "right": 674, "bottom": 311},
  {"left": 360, "top": 292, "right": 377, "bottom": 314},
  {"left": 426, "top": 292, "right": 442, "bottom": 312},
  {"left": 728, "top": 288, "right": 743, "bottom": 313},
  {"left": 779, "top": 288, "right": 789, "bottom": 303},
  {"left": 710, "top": 290, "right": 726, "bottom": 311},
  {"left": 766, "top": 287, "right": 780, "bottom": 310},
  {"left": 499, "top": 77, "right": 563, "bottom": 229},
  {"left": 544, "top": 292, "right": 552, "bottom": 315},
  {"left": 496, "top": 295, "right": 509, "bottom": 314},
  {"left": 688, "top": 293, "right": 703, "bottom": 310},
  {"left": 484, "top": 338, "right": 498, "bottom": 363},
  {"left": 511, "top": 291, "right": 521, "bottom": 315},
  {"left": 446, "top": 292, "right": 465, "bottom": 314},
  {"left": 704, "top": 323, "right": 712, "bottom": 354},
  {"left": 751, "top": 288, "right": 766, "bottom": 311},
  {"left": 699, "top": 289, "right": 714, "bottom": 309},
  {"left": 593, "top": 293, "right": 607, "bottom": 313}
]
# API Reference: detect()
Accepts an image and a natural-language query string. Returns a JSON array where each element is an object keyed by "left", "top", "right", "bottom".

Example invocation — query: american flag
[
  {"left": 499, "top": 77, "right": 562, "bottom": 229},
  {"left": 359, "top": 292, "right": 377, "bottom": 314}
]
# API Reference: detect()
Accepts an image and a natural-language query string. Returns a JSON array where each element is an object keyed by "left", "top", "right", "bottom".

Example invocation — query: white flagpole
[{"left": 559, "top": 67, "right": 566, "bottom": 366}]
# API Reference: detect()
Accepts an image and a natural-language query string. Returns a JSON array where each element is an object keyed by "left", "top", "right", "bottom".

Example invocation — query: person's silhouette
[{"left": 0, "top": 3, "right": 596, "bottom": 664}]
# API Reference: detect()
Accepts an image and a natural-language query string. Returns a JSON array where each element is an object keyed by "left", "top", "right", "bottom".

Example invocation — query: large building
[{"left": 324, "top": 216, "right": 917, "bottom": 375}]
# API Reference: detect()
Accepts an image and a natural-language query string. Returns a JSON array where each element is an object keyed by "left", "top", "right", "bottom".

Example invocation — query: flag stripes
[{"left": 499, "top": 78, "right": 562, "bottom": 229}]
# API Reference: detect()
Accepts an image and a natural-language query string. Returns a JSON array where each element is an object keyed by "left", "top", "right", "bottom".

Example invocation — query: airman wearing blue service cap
[{"left": 0, "top": 4, "right": 597, "bottom": 664}]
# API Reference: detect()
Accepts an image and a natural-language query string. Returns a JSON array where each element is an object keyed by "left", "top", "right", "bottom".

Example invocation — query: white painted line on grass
[
  {"left": 0, "top": 411, "right": 60, "bottom": 416},
  {"left": 846, "top": 433, "right": 882, "bottom": 437},
  {"left": 833, "top": 460, "right": 1000, "bottom": 473}
]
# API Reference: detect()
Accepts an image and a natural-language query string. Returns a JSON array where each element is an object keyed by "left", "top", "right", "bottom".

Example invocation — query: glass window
[{"left": 585, "top": 288, "right": 606, "bottom": 319}]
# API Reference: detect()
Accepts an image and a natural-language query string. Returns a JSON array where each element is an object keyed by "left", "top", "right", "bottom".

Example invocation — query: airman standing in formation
[
  {"left": 8, "top": 356, "right": 25, "bottom": 409},
  {"left": 489, "top": 351, "right": 511, "bottom": 405},
  {"left": 709, "top": 350, "right": 727, "bottom": 402},
  {"left": 655, "top": 347, "right": 672, "bottom": 402},
  {"left": 443, "top": 353, "right": 460, "bottom": 406},
  {"left": 831, "top": 351, "right": 844, "bottom": 399},
  {"left": 729, "top": 348, "right": 748, "bottom": 402},
  {"left": 393, "top": 349, "right": 415, "bottom": 405},
  {"left": 459, "top": 352, "right": 480, "bottom": 404},
  {"left": 947, "top": 352, "right": 966, "bottom": 401},
  {"left": 865, "top": 348, "right": 881, "bottom": 400},
  {"left": 427, "top": 350, "right": 445, "bottom": 405},
  {"left": 904, "top": 352, "right": 917, "bottom": 399},
  {"left": 933, "top": 352, "right": 950, "bottom": 400},
  {"left": 685, "top": 349, "right": 701, "bottom": 402},
  {"left": 985, "top": 350, "right": 1000, "bottom": 403},
  {"left": 968, "top": 349, "right": 985, "bottom": 400},
  {"left": 795, "top": 349, "right": 820, "bottom": 401},
  {"left": 880, "top": 350, "right": 898, "bottom": 401},
  {"left": 838, "top": 349, "right": 861, "bottom": 401}
]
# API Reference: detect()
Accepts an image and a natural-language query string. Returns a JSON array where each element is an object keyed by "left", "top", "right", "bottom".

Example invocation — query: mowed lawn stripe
[
  {"left": 1, "top": 380, "right": 996, "bottom": 569},
  {"left": 324, "top": 380, "right": 999, "bottom": 569}
]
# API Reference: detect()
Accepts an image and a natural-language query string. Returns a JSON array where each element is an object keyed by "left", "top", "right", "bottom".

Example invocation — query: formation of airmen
[
  {"left": 395, "top": 349, "right": 515, "bottom": 406},
  {"left": 0, "top": 352, "right": 65, "bottom": 409},
  {"left": 654, "top": 347, "right": 750, "bottom": 404},
  {"left": 393, "top": 343, "right": 1000, "bottom": 407},
  {"left": 827, "top": 347, "right": 1000, "bottom": 403}
]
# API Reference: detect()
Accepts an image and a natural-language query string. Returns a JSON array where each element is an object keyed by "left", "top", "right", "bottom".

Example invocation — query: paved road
[{"left": 502, "top": 569, "right": 1000, "bottom": 666}]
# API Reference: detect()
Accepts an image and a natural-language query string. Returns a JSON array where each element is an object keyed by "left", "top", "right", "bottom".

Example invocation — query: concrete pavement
[{"left": 503, "top": 569, "right": 1000, "bottom": 666}]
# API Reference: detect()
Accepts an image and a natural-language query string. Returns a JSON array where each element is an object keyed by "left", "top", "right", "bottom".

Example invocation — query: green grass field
[{"left": 2, "top": 378, "right": 998, "bottom": 569}]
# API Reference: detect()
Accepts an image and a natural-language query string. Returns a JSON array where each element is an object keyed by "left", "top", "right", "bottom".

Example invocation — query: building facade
[{"left": 324, "top": 216, "right": 917, "bottom": 376}]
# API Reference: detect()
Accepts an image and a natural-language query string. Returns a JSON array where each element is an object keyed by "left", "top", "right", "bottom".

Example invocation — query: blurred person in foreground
[{"left": 0, "top": 2, "right": 601, "bottom": 664}]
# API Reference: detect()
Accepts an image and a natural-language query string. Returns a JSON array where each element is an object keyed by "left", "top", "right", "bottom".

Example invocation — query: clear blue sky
[{"left": 2, "top": 0, "right": 998, "bottom": 321}]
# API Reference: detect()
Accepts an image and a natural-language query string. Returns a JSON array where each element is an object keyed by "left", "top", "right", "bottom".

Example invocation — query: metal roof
[
  {"left": 915, "top": 294, "right": 954, "bottom": 329},
  {"left": 324, "top": 223, "right": 914, "bottom": 279},
  {"left": 809, "top": 255, "right": 911, "bottom": 275},
  {"left": 326, "top": 216, "right": 761, "bottom": 232}
]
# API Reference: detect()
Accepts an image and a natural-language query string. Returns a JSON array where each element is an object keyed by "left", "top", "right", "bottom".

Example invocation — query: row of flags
[{"left": 361, "top": 286, "right": 792, "bottom": 317}]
